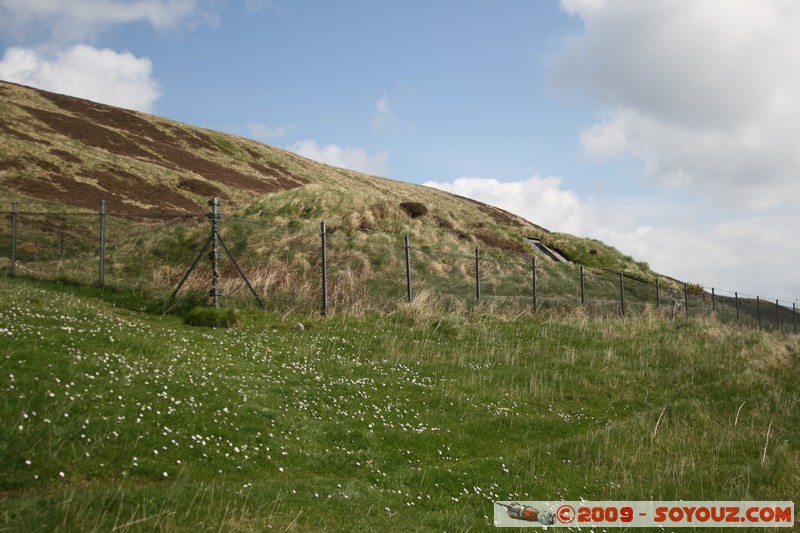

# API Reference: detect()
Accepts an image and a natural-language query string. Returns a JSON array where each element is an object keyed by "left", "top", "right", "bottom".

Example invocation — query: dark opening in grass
[{"left": 399, "top": 201, "right": 428, "bottom": 218}]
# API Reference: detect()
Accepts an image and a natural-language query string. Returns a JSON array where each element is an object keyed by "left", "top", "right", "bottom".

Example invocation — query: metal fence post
[
  {"left": 475, "top": 248, "right": 481, "bottom": 302},
  {"left": 10, "top": 201, "right": 17, "bottom": 277},
  {"left": 404, "top": 234, "right": 412, "bottom": 303},
  {"left": 619, "top": 272, "right": 625, "bottom": 316},
  {"left": 656, "top": 278, "right": 660, "bottom": 306},
  {"left": 208, "top": 198, "right": 220, "bottom": 307},
  {"left": 99, "top": 200, "right": 106, "bottom": 287},
  {"left": 684, "top": 283, "right": 689, "bottom": 317},
  {"left": 775, "top": 299, "right": 779, "bottom": 332},
  {"left": 711, "top": 287, "right": 716, "bottom": 312},
  {"left": 580, "top": 265, "right": 585, "bottom": 305},
  {"left": 321, "top": 221, "right": 328, "bottom": 316},
  {"left": 735, "top": 292, "right": 740, "bottom": 321},
  {"left": 756, "top": 296, "right": 761, "bottom": 328},
  {"left": 532, "top": 257, "right": 537, "bottom": 313},
  {"left": 794, "top": 303, "right": 797, "bottom": 335}
]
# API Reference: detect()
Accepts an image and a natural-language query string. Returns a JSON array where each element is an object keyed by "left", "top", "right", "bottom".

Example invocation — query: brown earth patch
[
  {"left": 29, "top": 157, "right": 61, "bottom": 173},
  {"left": 6, "top": 164, "right": 203, "bottom": 216},
  {"left": 19, "top": 102, "right": 302, "bottom": 197},
  {"left": 248, "top": 161, "right": 308, "bottom": 189},
  {"left": 4, "top": 83, "right": 307, "bottom": 211},
  {"left": 474, "top": 230, "right": 528, "bottom": 256},
  {"left": 244, "top": 147, "right": 263, "bottom": 159},
  {"left": 0, "top": 158, "right": 24, "bottom": 171},
  {"left": 455, "top": 195, "right": 531, "bottom": 228},
  {"left": 249, "top": 161, "right": 284, "bottom": 178},
  {"left": 20, "top": 104, "right": 154, "bottom": 159},
  {"left": 162, "top": 124, "right": 221, "bottom": 153},
  {"left": 8, "top": 173, "right": 98, "bottom": 211},
  {"left": 50, "top": 149, "right": 83, "bottom": 164},
  {"left": 82, "top": 166, "right": 202, "bottom": 214},
  {"left": 36, "top": 87, "right": 224, "bottom": 160},
  {"left": 38, "top": 90, "right": 177, "bottom": 146},
  {"left": 177, "top": 177, "right": 226, "bottom": 199},
  {"left": 435, "top": 215, "right": 469, "bottom": 240},
  {"left": 155, "top": 143, "right": 289, "bottom": 194},
  {"left": 473, "top": 201, "right": 524, "bottom": 227},
  {"left": 272, "top": 175, "right": 306, "bottom": 191},
  {"left": 0, "top": 122, "right": 52, "bottom": 145}
]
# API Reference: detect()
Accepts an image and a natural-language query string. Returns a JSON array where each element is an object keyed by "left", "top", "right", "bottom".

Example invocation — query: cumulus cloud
[
  {"left": 554, "top": 0, "right": 800, "bottom": 210},
  {"left": 0, "top": 0, "right": 203, "bottom": 42},
  {"left": 0, "top": 45, "right": 160, "bottom": 111},
  {"left": 0, "top": 0, "right": 213, "bottom": 110},
  {"left": 289, "top": 140, "right": 389, "bottom": 176},
  {"left": 423, "top": 175, "right": 597, "bottom": 235},
  {"left": 373, "top": 92, "right": 394, "bottom": 132}
]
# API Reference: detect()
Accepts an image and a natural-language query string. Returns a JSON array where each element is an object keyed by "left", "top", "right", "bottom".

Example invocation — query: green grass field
[{"left": 1, "top": 277, "right": 798, "bottom": 531}]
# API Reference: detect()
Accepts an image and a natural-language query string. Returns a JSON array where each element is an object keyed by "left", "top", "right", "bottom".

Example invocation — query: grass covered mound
[{"left": 0, "top": 277, "right": 797, "bottom": 531}]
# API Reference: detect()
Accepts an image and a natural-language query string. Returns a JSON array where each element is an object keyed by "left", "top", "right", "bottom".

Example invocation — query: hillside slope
[{"left": 0, "top": 81, "right": 655, "bottom": 270}]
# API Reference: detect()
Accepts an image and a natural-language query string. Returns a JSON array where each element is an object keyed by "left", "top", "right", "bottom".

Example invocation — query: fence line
[{"left": 2, "top": 199, "right": 798, "bottom": 333}]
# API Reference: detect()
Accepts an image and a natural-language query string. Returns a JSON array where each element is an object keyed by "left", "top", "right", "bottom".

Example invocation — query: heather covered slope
[{"left": 0, "top": 80, "right": 309, "bottom": 214}]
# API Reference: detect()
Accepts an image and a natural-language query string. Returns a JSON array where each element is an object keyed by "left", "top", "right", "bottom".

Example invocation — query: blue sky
[
  {"left": 149, "top": 1, "right": 589, "bottom": 183},
  {"left": 1, "top": 0, "right": 799, "bottom": 304}
]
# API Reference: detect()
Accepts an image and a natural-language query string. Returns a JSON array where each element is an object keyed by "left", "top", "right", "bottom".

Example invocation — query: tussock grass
[
  {"left": 1, "top": 277, "right": 797, "bottom": 531},
  {"left": 184, "top": 306, "right": 240, "bottom": 328}
]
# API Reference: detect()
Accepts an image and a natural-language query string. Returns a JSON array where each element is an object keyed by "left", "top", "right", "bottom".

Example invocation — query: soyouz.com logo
[{"left": 494, "top": 501, "right": 794, "bottom": 528}]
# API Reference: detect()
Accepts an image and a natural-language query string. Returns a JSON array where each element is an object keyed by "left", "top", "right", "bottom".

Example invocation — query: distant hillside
[
  {"left": 0, "top": 80, "right": 662, "bottom": 285},
  {"left": 1, "top": 81, "right": 314, "bottom": 215}
]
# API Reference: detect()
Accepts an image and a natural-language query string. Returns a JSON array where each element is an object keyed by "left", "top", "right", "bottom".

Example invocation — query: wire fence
[{"left": 2, "top": 199, "right": 798, "bottom": 333}]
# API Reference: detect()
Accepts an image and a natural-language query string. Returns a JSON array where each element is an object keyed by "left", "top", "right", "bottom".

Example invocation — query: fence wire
[{"left": 2, "top": 203, "right": 798, "bottom": 332}]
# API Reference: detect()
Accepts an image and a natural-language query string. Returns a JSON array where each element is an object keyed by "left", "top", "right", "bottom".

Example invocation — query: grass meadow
[{"left": 0, "top": 277, "right": 798, "bottom": 531}]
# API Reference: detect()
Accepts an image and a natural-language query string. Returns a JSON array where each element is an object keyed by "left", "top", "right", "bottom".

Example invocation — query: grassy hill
[
  {"left": 0, "top": 81, "right": 685, "bottom": 324},
  {"left": 0, "top": 277, "right": 798, "bottom": 531}
]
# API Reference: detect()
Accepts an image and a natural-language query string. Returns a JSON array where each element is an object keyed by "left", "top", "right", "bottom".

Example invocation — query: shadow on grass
[{"left": 2, "top": 273, "right": 208, "bottom": 321}]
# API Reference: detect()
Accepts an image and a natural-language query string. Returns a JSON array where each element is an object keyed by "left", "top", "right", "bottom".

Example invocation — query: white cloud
[
  {"left": 0, "top": 1, "right": 211, "bottom": 111},
  {"left": 421, "top": 175, "right": 800, "bottom": 299},
  {"left": 248, "top": 122, "right": 289, "bottom": 141},
  {"left": 592, "top": 210, "right": 800, "bottom": 300},
  {"left": 289, "top": 139, "right": 389, "bottom": 176},
  {"left": 0, "top": 45, "right": 160, "bottom": 111},
  {"left": 373, "top": 92, "right": 394, "bottom": 132},
  {"left": 554, "top": 0, "right": 800, "bottom": 211},
  {"left": 423, "top": 175, "right": 597, "bottom": 235},
  {"left": 0, "top": 0, "right": 204, "bottom": 42}
]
